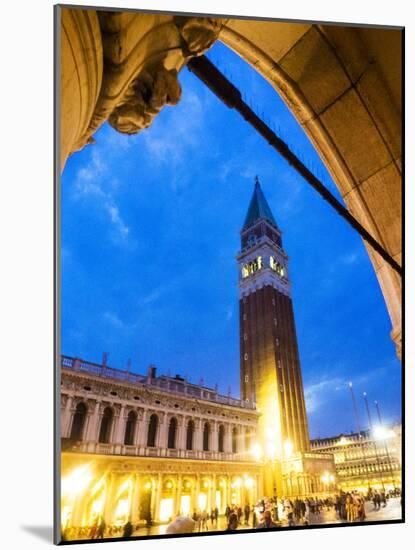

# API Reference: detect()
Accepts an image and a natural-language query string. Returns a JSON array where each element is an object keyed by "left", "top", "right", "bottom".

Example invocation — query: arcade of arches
[
  {"left": 60, "top": 8, "right": 402, "bottom": 358},
  {"left": 60, "top": 362, "right": 334, "bottom": 528}
]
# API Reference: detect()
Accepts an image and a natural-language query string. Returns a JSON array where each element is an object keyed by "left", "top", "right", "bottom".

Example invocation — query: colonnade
[
  {"left": 282, "top": 473, "right": 330, "bottom": 498},
  {"left": 61, "top": 394, "right": 257, "bottom": 459},
  {"left": 61, "top": 464, "right": 260, "bottom": 529}
]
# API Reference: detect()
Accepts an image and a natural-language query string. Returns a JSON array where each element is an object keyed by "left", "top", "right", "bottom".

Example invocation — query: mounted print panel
[{"left": 55, "top": 4, "right": 403, "bottom": 545}]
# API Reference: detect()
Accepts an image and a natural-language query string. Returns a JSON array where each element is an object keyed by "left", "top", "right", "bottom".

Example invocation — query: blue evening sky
[{"left": 61, "top": 41, "right": 401, "bottom": 439}]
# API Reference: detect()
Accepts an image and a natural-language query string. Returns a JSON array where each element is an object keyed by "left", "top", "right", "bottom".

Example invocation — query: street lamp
[
  {"left": 374, "top": 401, "right": 397, "bottom": 492},
  {"left": 363, "top": 392, "right": 385, "bottom": 493},
  {"left": 348, "top": 382, "right": 371, "bottom": 494}
]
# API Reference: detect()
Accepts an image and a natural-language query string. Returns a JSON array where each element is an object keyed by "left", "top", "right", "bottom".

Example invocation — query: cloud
[
  {"left": 140, "top": 288, "right": 163, "bottom": 305},
  {"left": 141, "top": 88, "right": 206, "bottom": 173},
  {"left": 103, "top": 311, "right": 125, "bottom": 329},
  {"left": 304, "top": 376, "right": 344, "bottom": 414},
  {"left": 304, "top": 365, "right": 391, "bottom": 416},
  {"left": 339, "top": 250, "right": 363, "bottom": 266},
  {"left": 225, "top": 307, "right": 233, "bottom": 321},
  {"left": 105, "top": 203, "right": 129, "bottom": 239},
  {"left": 72, "top": 149, "right": 132, "bottom": 245}
]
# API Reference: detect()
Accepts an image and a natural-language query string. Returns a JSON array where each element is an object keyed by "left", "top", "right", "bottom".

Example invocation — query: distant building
[{"left": 311, "top": 425, "right": 402, "bottom": 493}]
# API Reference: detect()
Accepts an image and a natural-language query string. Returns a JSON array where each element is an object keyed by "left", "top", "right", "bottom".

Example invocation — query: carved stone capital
[
  {"left": 67, "top": 13, "right": 224, "bottom": 152},
  {"left": 174, "top": 16, "right": 224, "bottom": 58},
  {"left": 108, "top": 66, "right": 181, "bottom": 134}
]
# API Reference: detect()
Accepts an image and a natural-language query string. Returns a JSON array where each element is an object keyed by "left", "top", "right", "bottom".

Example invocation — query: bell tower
[{"left": 237, "top": 177, "right": 310, "bottom": 474}]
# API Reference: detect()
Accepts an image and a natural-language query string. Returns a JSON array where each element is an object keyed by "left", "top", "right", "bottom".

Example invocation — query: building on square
[
  {"left": 311, "top": 424, "right": 402, "bottom": 494},
  {"left": 60, "top": 179, "right": 335, "bottom": 531}
]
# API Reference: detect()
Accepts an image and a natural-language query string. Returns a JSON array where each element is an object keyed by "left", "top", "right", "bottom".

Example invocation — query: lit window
[
  {"left": 244, "top": 333, "right": 248, "bottom": 341},
  {"left": 269, "top": 256, "right": 285, "bottom": 277},
  {"left": 272, "top": 299, "right": 276, "bottom": 306},
  {"left": 242, "top": 256, "right": 263, "bottom": 278},
  {"left": 274, "top": 318, "right": 277, "bottom": 326},
  {"left": 244, "top": 353, "right": 248, "bottom": 361},
  {"left": 244, "top": 375, "right": 249, "bottom": 383},
  {"left": 279, "top": 384, "right": 284, "bottom": 392},
  {"left": 243, "top": 313, "right": 247, "bottom": 321},
  {"left": 276, "top": 338, "right": 280, "bottom": 346},
  {"left": 277, "top": 360, "right": 282, "bottom": 369}
]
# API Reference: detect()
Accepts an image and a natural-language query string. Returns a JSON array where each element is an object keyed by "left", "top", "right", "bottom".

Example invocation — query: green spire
[{"left": 242, "top": 176, "right": 278, "bottom": 229}]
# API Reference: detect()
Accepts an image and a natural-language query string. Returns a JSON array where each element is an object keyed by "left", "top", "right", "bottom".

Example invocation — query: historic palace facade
[
  {"left": 60, "top": 181, "right": 335, "bottom": 532},
  {"left": 61, "top": 356, "right": 262, "bottom": 528},
  {"left": 311, "top": 425, "right": 402, "bottom": 494}
]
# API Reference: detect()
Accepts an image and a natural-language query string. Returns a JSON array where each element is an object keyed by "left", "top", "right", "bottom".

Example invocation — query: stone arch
[
  {"left": 232, "top": 426, "right": 238, "bottom": 453},
  {"left": 186, "top": 419, "right": 195, "bottom": 450},
  {"left": 218, "top": 424, "right": 225, "bottom": 452},
  {"left": 98, "top": 406, "right": 114, "bottom": 444},
  {"left": 203, "top": 422, "right": 211, "bottom": 451},
  {"left": 124, "top": 410, "right": 137, "bottom": 445},
  {"left": 147, "top": 413, "right": 159, "bottom": 447},
  {"left": 218, "top": 22, "right": 401, "bottom": 356},
  {"left": 59, "top": 11, "right": 402, "bottom": 356},
  {"left": 167, "top": 416, "right": 178, "bottom": 449},
  {"left": 82, "top": 475, "right": 107, "bottom": 526},
  {"left": 69, "top": 401, "right": 88, "bottom": 440},
  {"left": 244, "top": 428, "right": 252, "bottom": 452}
]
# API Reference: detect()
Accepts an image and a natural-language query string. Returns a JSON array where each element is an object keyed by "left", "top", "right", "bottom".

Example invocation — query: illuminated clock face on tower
[{"left": 241, "top": 256, "right": 262, "bottom": 278}]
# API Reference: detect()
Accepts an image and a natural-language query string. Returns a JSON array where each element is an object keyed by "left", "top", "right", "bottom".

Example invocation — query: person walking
[
  {"left": 200, "top": 510, "right": 209, "bottom": 531},
  {"left": 244, "top": 503, "right": 250, "bottom": 525},
  {"left": 257, "top": 510, "right": 278, "bottom": 529},
  {"left": 96, "top": 517, "right": 106, "bottom": 539},
  {"left": 346, "top": 494, "right": 355, "bottom": 523},
  {"left": 237, "top": 506, "right": 243, "bottom": 525},
  {"left": 226, "top": 512, "right": 238, "bottom": 531},
  {"left": 356, "top": 494, "right": 366, "bottom": 521},
  {"left": 252, "top": 506, "right": 257, "bottom": 528},
  {"left": 214, "top": 506, "right": 219, "bottom": 526},
  {"left": 123, "top": 520, "right": 133, "bottom": 538}
]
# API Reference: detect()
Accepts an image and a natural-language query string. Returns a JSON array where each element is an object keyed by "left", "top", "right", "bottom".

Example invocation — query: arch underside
[
  {"left": 218, "top": 21, "right": 402, "bottom": 356},
  {"left": 59, "top": 10, "right": 402, "bottom": 356}
]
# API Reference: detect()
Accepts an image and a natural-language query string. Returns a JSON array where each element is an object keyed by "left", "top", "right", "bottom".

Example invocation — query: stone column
[
  {"left": 210, "top": 474, "right": 216, "bottom": 511},
  {"left": 154, "top": 474, "right": 162, "bottom": 521},
  {"left": 224, "top": 424, "right": 232, "bottom": 453},
  {"left": 239, "top": 427, "right": 246, "bottom": 455},
  {"left": 61, "top": 395, "right": 73, "bottom": 437},
  {"left": 195, "top": 474, "right": 201, "bottom": 511},
  {"left": 85, "top": 400, "right": 101, "bottom": 444},
  {"left": 104, "top": 473, "right": 116, "bottom": 525},
  {"left": 177, "top": 417, "right": 186, "bottom": 450},
  {"left": 226, "top": 476, "right": 232, "bottom": 508},
  {"left": 132, "top": 411, "right": 140, "bottom": 447},
  {"left": 194, "top": 419, "right": 203, "bottom": 451},
  {"left": 137, "top": 409, "right": 149, "bottom": 447},
  {"left": 113, "top": 405, "right": 126, "bottom": 445},
  {"left": 257, "top": 473, "right": 263, "bottom": 500},
  {"left": 211, "top": 422, "right": 218, "bottom": 453},
  {"left": 191, "top": 478, "right": 197, "bottom": 513},
  {"left": 131, "top": 473, "right": 141, "bottom": 523},
  {"left": 60, "top": 8, "right": 103, "bottom": 170},
  {"left": 176, "top": 474, "right": 183, "bottom": 515},
  {"left": 158, "top": 413, "right": 169, "bottom": 450}
]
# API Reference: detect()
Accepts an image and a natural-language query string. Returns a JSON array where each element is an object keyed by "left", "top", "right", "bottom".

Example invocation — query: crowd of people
[{"left": 61, "top": 488, "right": 401, "bottom": 540}]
